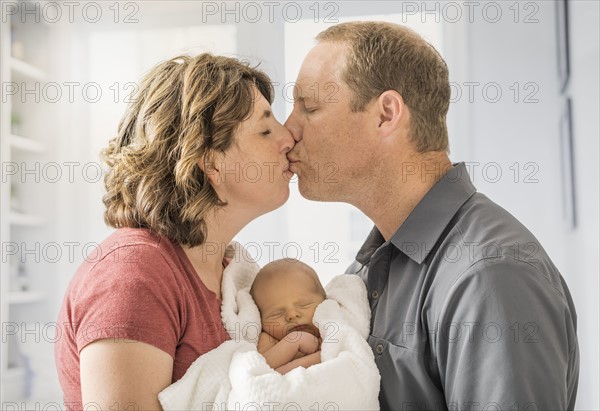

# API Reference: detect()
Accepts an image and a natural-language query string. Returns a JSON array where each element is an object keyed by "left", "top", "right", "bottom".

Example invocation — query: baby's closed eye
[{"left": 299, "top": 301, "right": 317, "bottom": 308}]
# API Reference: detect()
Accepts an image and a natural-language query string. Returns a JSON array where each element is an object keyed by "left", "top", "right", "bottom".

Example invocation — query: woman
[{"left": 55, "top": 54, "right": 294, "bottom": 410}]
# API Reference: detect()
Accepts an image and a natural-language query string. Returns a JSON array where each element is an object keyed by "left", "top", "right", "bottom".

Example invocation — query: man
[{"left": 285, "top": 21, "right": 579, "bottom": 410}]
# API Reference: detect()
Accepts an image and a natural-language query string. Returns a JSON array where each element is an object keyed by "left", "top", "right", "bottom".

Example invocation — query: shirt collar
[{"left": 355, "top": 162, "right": 477, "bottom": 265}]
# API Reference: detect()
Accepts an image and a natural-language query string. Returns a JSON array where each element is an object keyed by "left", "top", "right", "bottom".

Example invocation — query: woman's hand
[
  {"left": 222, "top": 243, "right": 236, "bottom": 268},
  {"left": 80, "top": 338, "right": 173, "bottom": 411}
]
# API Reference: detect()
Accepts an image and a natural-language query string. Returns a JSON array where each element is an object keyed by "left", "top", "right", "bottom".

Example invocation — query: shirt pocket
[
  {"left": 367, "top": 334, "right": 445, "bottom": 410},
  {"left": 367, "top": 333, "right": 422, "bottom": 375}
]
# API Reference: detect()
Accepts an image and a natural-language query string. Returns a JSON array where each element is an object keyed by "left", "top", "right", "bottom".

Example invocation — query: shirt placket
[{"left": 367, "top": 245, "right": 392, "bottom": 330}]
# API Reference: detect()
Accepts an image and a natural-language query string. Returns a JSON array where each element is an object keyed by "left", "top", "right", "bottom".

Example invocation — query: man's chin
[{"left": 297, "top": 178, "right": 334, "bottom": 202}]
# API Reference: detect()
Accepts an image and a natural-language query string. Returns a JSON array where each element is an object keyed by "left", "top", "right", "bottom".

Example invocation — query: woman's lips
[{"left": 288, "top": 160, "right": 300, "bottom": 173}]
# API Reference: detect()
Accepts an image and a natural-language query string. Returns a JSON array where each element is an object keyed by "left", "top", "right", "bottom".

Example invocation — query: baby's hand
[
  {"left": 293, "top": 350, "right": 306, "bottom": 360},
  {"left": 285, "top": 331, "right": 319, "bottom": 355}
]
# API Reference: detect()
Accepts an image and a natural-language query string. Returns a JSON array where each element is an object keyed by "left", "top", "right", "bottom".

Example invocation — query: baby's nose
[{"left": 286, "top": 310, "right": 301, "bottom": 321}]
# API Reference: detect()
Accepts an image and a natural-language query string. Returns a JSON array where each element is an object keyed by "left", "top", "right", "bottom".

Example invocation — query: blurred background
[{"left": 1, "top": 0, "right": 598, "bottom": 409}]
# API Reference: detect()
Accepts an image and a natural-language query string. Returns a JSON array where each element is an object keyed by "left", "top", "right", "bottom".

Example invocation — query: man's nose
[
  {"left": 284, "top": 113, "right": 302, "bottom": 143},
  {"left": 278, "top": 123, "right": 295, "bottom": 154}
]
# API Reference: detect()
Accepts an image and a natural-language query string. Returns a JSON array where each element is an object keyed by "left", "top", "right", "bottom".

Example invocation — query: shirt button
[
  {"left": 376, "top": 344, "right": 384, "bottom": 354},
  {"left": 371, "top": 290, "right": 379, "bottom": 299}
]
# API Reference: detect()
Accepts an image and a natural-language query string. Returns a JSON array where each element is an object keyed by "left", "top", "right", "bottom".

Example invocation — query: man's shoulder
[
  {"left": 427, "top": 192, "right": 571, "bottom": 312},
  {"left": 444, "top": 191, "right": 545, "bottom": 262}
]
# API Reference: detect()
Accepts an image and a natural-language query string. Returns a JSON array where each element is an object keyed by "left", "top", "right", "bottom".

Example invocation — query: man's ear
[{"left": 376, "top": 90, "right": 405, "bottom": 137}]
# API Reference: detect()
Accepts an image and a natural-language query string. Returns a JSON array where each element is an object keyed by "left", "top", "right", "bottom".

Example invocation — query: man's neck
[{"left": 356, "top": 153, "right": 452, "bottom": 241}]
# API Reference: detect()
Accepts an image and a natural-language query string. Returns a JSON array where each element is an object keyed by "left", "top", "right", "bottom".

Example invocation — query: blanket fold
[{"left": 159, "top": 242, "right": 380, "bottom": 410}]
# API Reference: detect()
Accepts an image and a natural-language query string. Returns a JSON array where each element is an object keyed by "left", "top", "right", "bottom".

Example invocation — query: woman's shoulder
[
  {"left": 70, "top": 227, "right": 186, "bottom": 293},
  {"left": 99, "top": 226, "right": 168, "bottom": 249},
  {"left": 89, "top": 227, "right": 178, "bottom": 266},
  {"left": 60, "top": 228, "right": 191, "bottom": 359}
]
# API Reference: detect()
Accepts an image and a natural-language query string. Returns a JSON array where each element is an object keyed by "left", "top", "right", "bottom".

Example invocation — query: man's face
[{"left": 285, "top": 42, "right": 379, "bottom": 202}]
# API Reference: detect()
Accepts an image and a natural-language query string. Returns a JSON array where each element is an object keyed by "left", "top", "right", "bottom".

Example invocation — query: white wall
[{"left": 564, "top": 1, "right": 600, "bottom": 408}]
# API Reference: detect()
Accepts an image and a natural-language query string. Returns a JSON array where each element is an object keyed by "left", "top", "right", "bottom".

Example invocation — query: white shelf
[
  {"left": 9, "top": 134, "right": 46, "bottom": 153},
  {"left": 2, "top": 367, "right": 26, "bottom": 380},
  {"left": 8, "top": 291, "right": 45, "bottom": 304},
  {"left": 1, "top": 367, "right": 26, "bottom": 402},
  {"left": 10, "top": 58, "right": 47, "bottom": 81},
  {"left": 2, "top": 1, "right": 57, "bottom": 401},
  {"left": 21, "top": 0, "right": 54, "bottom": 27},
  {"left": 9, "top": 212, "right": 45, "bottom": 227}
]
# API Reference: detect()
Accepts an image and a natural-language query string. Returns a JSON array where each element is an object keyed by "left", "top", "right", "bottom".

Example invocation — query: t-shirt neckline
[{"left": 172, "top": 241, "right": 223, "bottom": 304}]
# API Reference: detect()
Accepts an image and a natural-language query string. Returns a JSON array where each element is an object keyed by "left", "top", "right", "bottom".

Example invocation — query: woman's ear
[
  {"left": 376, "top": 90, "right": 405, "bottom": 137},
  {"left": 197, "top": 152, "right": 222, "bottom": 187}
]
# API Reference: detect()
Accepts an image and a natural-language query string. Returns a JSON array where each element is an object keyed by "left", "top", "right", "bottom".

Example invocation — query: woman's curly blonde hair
[{"left": 101, "top": 53, "right": 273, "bottom": 247}]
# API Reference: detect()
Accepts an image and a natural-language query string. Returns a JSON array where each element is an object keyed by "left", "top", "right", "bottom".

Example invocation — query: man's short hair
[{"left": 317, "top": 21, "right": 450, "bottom": 153}]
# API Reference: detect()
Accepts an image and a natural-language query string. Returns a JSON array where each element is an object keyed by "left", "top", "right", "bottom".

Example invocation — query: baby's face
[{"left": 254, "top": 268, "right": 325, "bottom": 341}]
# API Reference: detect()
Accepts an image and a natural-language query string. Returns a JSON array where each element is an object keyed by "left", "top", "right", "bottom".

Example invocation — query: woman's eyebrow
[{"left": 260, "top": 109, "right": 272, "bottom": 120}]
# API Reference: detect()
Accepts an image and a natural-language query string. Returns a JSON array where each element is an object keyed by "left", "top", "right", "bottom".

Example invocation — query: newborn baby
[
  {"left": 249, "top": 258, "right": 326, "bottom": 374},
  {"left": 159, "top": 252, "right": 381, "bottom": 411}
]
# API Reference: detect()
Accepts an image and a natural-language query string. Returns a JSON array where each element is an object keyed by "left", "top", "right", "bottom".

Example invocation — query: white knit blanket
[{"left": 158, "top": 242, "right": 380, "bottom": 410}]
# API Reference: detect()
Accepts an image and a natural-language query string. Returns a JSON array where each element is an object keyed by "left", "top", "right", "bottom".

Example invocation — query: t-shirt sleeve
[
  {"left": 436, "top": 257, "right": 579, "bottom": 409},
  {"left": 71, "top": 243, "right": 183, "bottom": 359}
]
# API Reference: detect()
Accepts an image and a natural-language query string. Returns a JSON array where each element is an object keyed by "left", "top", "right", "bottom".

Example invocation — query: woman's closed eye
[{"left": 261, "top": 129, "right": 272, "bottom": 136}]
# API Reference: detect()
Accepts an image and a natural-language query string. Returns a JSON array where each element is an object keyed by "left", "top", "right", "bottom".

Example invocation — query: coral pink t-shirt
[{"left": 54, "top": 228, "right": 229, "bottom": 410}]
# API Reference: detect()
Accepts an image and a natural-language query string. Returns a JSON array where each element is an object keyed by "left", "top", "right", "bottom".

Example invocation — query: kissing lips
[{"left": 288, "top": 160, "right": 300, "bottom": 174}]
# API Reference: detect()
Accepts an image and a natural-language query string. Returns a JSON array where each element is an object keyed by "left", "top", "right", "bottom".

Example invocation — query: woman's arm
[{"left": 80, "top": 338, "right": 173, "bottom": 411}]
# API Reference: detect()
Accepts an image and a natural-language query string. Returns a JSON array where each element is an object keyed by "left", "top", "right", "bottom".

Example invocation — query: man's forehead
[{"left": 294, "top": 43, "right": 346, "bottom": 99}]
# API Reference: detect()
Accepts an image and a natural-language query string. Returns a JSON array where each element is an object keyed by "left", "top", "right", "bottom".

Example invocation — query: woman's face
[{"left": 213, "top": 88, "right": 295, "bottom": 216}]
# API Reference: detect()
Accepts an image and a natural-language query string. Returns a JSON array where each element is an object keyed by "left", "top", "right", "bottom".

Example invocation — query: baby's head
[{"left": 250, "top": 258, "right": 326, "bottom": 341}]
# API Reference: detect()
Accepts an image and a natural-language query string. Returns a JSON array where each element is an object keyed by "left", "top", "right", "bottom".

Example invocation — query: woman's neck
[{"left": 181, "top": 206, "right": 253, "bottom": 298}]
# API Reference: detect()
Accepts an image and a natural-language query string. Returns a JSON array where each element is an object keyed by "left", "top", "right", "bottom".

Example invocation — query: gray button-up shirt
[{"left": 346, "top": 162, "right": 579, "bottom": 411}]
